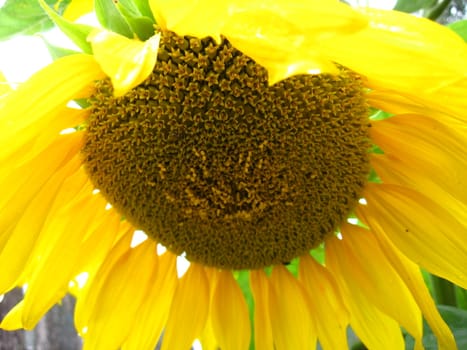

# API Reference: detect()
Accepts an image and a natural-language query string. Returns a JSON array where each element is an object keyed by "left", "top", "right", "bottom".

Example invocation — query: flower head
[{"left": 0, "top": 0, "right": 466, "bottom": 349}]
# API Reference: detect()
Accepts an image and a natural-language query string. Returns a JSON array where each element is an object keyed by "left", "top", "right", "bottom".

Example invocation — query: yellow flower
[{"left": 1, "top": 0, "right": 466, "bottom": 349}]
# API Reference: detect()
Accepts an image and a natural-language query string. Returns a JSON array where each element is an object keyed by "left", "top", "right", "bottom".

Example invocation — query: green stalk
[
  {"left": 426, "top": 0, "right": 452, "bottom": 21},
  {"left": 431, "top": 275, "right": 457, "bottom": 306}
]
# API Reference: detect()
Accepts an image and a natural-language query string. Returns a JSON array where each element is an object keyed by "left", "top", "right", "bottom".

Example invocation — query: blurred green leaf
[
  {"left": 405, "top": 305, "right": 467, "bottom": 349},
  {"left": 448, "top": 20, "right": 467, "bottom": 42},
  {"left": 39, "top": 0, "right": 93, "bottom": 54},
  {"left": 0, "top": 0, "right": 70, "bottom": 40},
  {"left": 310, "top": 244, "right": 325, "bottom": 264},
  {"left": 285, "top": 257, "right": 300, "bottom": 276},
  {"left": 235, "top": 270, "right": 255, "bottom": 350},
  {"left": 456, "top": 288, "right": 467, "bottom": 309},
  {"left": 39, "top": 35, "right": 79, "bottom": 59},
  {"left": 393, "top": 0, "right": 436, "bottom": 13},
  {"left": 95, "top": 0, "right": 133, "bottom": 38}
]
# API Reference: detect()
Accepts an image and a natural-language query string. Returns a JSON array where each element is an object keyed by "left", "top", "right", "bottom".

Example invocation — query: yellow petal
[
  {"left": 0, "top": 131, "right": 83, "bottom": 216},
  {"left": 0, "top": 160, "right": 84, "bottom": 295},
  {"left": 268, "top": 265, "right": 316, "bottom": 350},
  {"left": 371, "top": 114, "right": 467, "bottom": 204},
  {"left": 82, "top": 240, "right": 158, "bottom": 350},
  {"left": 222, "top": 0, "right": 364, "bottom": 82},
  {"left": 321, "top": 8, "right": 467, "bottom": 94},
  {"left": 0, "top": 55, "right": 103, "bottom": 152},
  {"left": 0, "top": 70, "right": 12, "bottom": 104},
  {"left": 210, "top": 270, "right": 251, "bottom": 350},
  {"left": 199, "top": 312, "right": 219, "bottom": 350},
  {"left": 299, "top": 254, "right": 349, "bottom": 350},
  {"left": 88, "top": 30, "right": 161, "bottom": 96},
  {"left": 367, "top": 90, "right": 429, "bottom": 114},
  {"left": 68, "top": 209, "right": 123, "bottom": 297},
  {"left": 339, "top": 224, "right": 424, "bottom": 347},
  {"left": 359, "top": 184, "right": 467, "bottom": 289},
  {"left": 250, "top": 270, "right": 274, "bottom": 350},
  {"left": 371, "top": 153, "right": 467, "bottom": 224},
  {"left": 152, "top": 0, "right": 365, "bottom": 82},
  {"left": 21, "top": 187, "right": 107, "bottom": 329},
  {"left": 122, "top": 252, "right": 178, "bottom": 350},
  {"left": 197, "top": 269, "right": 220, "bottom": 350},
  {"left": 161, "top": 263, "right": 210, "bottom": 350},
  {"left": 63, "top": 0, "right": 94, "bottom": 20},
  {"left": 426, "top": 77, "right": 467, "bottom": 121},
  {"left": 0, "top": 300, "right": 26, "bottom": 330},
  {"left": 73, "top": 215, "right": 131, "bottom": 282},
  {"left": 149, "top": 0, "right": 227, "bottom": 42},
  {"left": 367, "top": 90, "right": 459, "bottom": 122},
  {"left": 0, "top": 106, "right": 87, "bottom": 169},
  {"left": 74, "top": 230, "right": 134, "bottom": 334},
  {"left": 326, "top": 235, "right": 406, "bottom": 350},
  {"left": 372, "top": 224, "right": 457, "bottom": 350}
]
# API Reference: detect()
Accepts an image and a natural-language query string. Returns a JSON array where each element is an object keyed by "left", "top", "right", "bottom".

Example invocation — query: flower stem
[
  {"left": 426, "top": 0, "right": 452, "bottom": 21},
  {"left": 431, "top": 275, "right": 457, "bottom": 306}
]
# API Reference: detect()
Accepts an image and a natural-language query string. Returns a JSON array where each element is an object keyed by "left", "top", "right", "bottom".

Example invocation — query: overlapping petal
[
  {"left": 0, "top": 55, "right": 104, "bottom": 155},
  {"left": 88, "top": 29, "right": 161, "bottom": 96},
  {"left": 268, "top": 265, "right": 316, "bottom": 350},
  {"left": 359, "top": 184, "right": 467, "bottom": 289},
  {"left": 81, "top": 240, "right": 159, "bottom": 349},
  {"left": 210, "top": 270, "right": 251, "bottom": 350},
  {"left": 122, "top": 252, "right": 178, "bottom": 350},
  {"left": 299, "top": 254, "right": 350, "bottom": 350},
  {"left": 161, "top": 263, "right": 210, "bottom": 350},
  {"left": 250, "top": 270, "right": 274, "bottom": 350},
  {"left": 326, "top": 234, "right": 406, "bottom": 350}
]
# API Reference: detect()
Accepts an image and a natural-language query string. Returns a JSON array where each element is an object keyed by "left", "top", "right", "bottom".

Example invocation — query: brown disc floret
[{"left": 82, "top": 30, "right": 371, "bottom": 269}]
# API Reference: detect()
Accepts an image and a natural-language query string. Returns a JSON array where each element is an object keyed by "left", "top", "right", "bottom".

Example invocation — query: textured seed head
[{"left": 82, "top": 30, "right": 371, "bottom": 269}]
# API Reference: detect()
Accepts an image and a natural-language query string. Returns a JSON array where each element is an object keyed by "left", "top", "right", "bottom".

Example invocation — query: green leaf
[
  {"left": 393, "top": 0, "right": 436, "bottom": 13},
  {"left": 448, "top": 20, "right": 467, "bottom": 42},
  {"left": 39, "top": 0, "right": 93, "bottom": 54},
  {"left": 0, "top": 0, "right": 69, "bottom": 40},
  {"left": 405, "top": 305, "right": 467, "bottom": 349},
  {"left": 95, "top": 0, "right": 133, "bottom": 38}
]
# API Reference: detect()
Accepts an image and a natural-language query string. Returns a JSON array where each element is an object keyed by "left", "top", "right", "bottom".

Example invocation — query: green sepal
[
  {"left": 95, "top": 0, "right": 133, "bottom": 39},
  {"left": 0, "top": 0, "right": 70, "bottom": 40},
  {"left": 448, "top": 20, "right": 467, "bottom": 42},
  {"left": 114, "top": 3, "right": 155, "bottom": 41},
  {"left": 38, "top": 0, "right": 93, "bottom": 54},
  {"left": 38, "top": 35, "right": 80, "bottom": 60},
  {"left": 132, "top": 0, "right": 156, "bottom": 22},
  {"left": 405, "top": 305, "right": 467, "bottom": 349},
  {"left": 393, "top": 0, "right": 436, "bottom": 13},
  {"left": 126, "top": 16, "right": 155, "bottom": 41}
]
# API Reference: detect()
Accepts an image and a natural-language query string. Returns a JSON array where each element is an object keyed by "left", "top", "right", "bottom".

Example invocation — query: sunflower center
[{"left": 82, "top": 30, "right": 370, "bottom": 270}]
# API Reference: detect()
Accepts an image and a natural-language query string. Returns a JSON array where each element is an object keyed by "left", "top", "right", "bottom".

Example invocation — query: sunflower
[{"left": 1, "top": 0, "right": 466, "bottom": 349}]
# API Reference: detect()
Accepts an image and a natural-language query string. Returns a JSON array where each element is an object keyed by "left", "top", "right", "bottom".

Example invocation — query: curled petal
[{"left": 89, "top": 30, "right": 161, "bottom": 96}]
